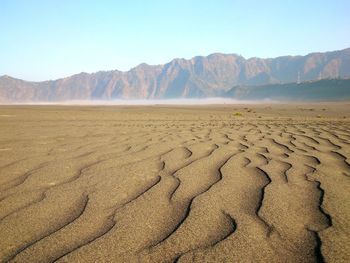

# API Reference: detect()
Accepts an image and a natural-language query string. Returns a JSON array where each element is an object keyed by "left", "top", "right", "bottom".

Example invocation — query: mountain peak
[
  {"left": 0, "top": 47, "right": 349, "bottom": 102},
  {"left": 0, "top": 75, "right": 13, "bottom": 79}
]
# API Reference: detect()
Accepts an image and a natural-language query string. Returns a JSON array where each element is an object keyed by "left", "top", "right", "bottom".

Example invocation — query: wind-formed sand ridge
[{"left": 0, "top": 105, "right": 349, "bottom": 262}]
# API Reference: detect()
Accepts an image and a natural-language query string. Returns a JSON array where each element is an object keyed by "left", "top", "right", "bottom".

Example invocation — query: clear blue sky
[{"left": 1, "top": 0, "right": 349, "bottom": 81}]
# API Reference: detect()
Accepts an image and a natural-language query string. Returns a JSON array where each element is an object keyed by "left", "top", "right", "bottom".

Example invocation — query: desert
[{"left": 0, "top": 104, "right": 349, "bottom": 262}]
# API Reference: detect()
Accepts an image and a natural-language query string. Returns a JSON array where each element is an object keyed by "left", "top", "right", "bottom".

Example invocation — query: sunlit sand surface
[{"left": 0, "top": 104, "right": 349, "bottom": 262}]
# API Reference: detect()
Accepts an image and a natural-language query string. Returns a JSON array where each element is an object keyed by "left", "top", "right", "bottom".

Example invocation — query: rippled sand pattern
[{"left": 0, "top": 105, "right": 349, "bottom": 263}]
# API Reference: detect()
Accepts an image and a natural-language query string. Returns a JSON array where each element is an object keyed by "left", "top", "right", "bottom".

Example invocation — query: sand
[{"left": 0, "top": 104, "right": 349, "bottom": 262}]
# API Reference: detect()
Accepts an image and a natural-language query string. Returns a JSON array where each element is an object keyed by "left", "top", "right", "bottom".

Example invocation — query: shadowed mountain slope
[{"left": 226, "top": 78, "right": 350, "bottom": 101}]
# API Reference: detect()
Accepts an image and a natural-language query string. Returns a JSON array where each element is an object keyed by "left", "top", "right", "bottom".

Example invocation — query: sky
[{"left": 1, "top": 0, "right": 349, "bottom": 81}]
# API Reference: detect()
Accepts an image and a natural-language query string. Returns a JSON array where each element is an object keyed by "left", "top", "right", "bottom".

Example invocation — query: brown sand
[{"left": 0, "top": 104, "right": 349, "bottom": 262}]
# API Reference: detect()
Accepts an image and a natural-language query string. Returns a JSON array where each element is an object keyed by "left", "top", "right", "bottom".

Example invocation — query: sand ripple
[{"left": 0, "top": 105, "right": 349, "bottom": 262}]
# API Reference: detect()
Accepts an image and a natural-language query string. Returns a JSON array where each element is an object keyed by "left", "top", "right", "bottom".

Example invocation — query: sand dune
[{"left": 0, "top": 104, "right": 349, "bottom": 262}]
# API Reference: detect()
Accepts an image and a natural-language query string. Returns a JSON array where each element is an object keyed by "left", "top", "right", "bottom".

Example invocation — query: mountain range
[{"left": 1, "top": 48, "right": 350, "bottom": 102}]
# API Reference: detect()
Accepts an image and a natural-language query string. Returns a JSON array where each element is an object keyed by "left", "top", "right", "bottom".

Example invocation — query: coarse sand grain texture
[{"left": 0, "top": 104, "right": 349, "bottom": 262}]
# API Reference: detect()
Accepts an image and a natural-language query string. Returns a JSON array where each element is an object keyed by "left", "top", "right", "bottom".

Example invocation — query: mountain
[
  {"left": 225, "top": 78, "right": 350, "bottom": 101},
  {"left": 1, "top": 48, "right": 350, "bottom": 102}
]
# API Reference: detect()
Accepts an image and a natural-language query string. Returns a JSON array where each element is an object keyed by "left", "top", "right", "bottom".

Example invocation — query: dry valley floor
[{"left": 0, "top": 104, "right": 349, "bottom": 262}]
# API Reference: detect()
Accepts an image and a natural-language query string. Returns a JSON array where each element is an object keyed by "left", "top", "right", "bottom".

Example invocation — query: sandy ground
[{"left": 0, "top": 104, "right": 349, "bottom": 263}]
